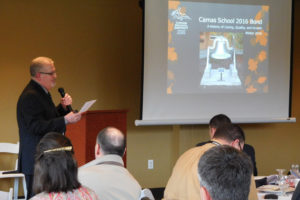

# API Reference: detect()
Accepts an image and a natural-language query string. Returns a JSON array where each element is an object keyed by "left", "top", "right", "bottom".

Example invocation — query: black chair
[
  {"left": 149, "top": 187, "right": 165, "bottom": 200},
  {"left": 255, "top": 177, "right": 267, "bottom": 188}
]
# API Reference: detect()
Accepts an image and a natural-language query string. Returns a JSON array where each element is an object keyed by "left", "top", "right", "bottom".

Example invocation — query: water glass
[
  {"left": 276, "top": 169, "right": 286, "bottom": 182},
  {"left": 291, "top": 164, "right": 299, "bottom": 173},
  {"left": 278, "top": 176, "right": 289, "bottom": 196}
]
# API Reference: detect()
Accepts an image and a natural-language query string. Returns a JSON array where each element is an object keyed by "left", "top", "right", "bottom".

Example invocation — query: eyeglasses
[
  {"left": 39, "top": 71, "right": 56, "bottom": 76},
  {"left": 238, "top": 142, "right": 243, "bottom": 151},
  {"left": 232, "top": 138, "right": 243, "bottom": 151}
]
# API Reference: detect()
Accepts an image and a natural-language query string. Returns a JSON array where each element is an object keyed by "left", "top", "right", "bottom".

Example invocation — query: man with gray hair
[
  {"left": 198, "top": 145, "right": 253, "bottom": 200},
  {"left": 78, "top": 127, "right": 141, "bottom": 200},
  {"left": 17, "top": 56, "right": 82, "bottom": 198}
]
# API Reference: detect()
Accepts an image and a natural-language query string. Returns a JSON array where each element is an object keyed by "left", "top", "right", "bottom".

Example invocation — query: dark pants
[{"left": 25, "top": 174, "right": 34, "bottom": 199}]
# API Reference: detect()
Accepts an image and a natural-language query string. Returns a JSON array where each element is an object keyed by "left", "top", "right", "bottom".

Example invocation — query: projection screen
[{"left": 135, "top": 0, "right": 295, "bottom": 126}]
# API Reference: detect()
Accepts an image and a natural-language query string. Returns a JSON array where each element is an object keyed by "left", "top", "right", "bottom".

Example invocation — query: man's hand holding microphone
[{"left": 59, "top": 87, "right": 82, "bottom": 124}]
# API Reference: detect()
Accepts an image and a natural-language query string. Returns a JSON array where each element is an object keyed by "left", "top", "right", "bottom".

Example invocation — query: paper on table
[
  {"left": 79, "top": 100, "right": 96, "bottom": 113},
  {"left": 257, "top": 185, "right": 295, "bottom": 194}
]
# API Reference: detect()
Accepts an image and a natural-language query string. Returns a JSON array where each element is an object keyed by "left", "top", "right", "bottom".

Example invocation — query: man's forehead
[{"left": 41, "top": 64, "right": 55, "bottom": 71}]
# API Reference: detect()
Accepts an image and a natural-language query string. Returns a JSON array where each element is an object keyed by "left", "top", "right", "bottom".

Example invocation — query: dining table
[{"left": 255, "top": 176, "right": 297, "bottom": 200}]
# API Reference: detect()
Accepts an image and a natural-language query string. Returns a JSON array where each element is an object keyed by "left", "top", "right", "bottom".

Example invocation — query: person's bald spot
[
  {"left": 96, "top": 127, "right": 126, "bottom": 157},
  {"left": 105, "top": 127, "right": 124, "bottom": 147},
  {"left": 32, "top": 56, "right": 54, "bottom": 66}
]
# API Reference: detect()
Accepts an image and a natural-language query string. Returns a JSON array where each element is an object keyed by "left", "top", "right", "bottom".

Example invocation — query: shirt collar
[{"left": 32, "top": 78, "right": 48, "bottom": 94}]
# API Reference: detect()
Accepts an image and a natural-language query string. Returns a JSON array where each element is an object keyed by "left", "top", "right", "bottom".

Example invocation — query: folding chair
[
  {"left": 0, "top": 188, "right": 13, "bottom": 200},
  {"left": 0, "top": 142, "right": 27, "bottom": 200}
]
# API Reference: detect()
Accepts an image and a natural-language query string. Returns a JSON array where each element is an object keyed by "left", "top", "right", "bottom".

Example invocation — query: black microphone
[{"left": 58, "top": 87, "right": 73, "bottom": 112}]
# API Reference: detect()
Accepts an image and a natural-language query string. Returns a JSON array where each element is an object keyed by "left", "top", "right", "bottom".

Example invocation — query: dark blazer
[
  {"left": 292, "top": 182, "right": 300, "bottom": 200},
  {"left": 17, "top": 80, "right": 68, "bottom": 175},
  {"left": 196, "top": 141, "right": 258, "bottom": 176},
  {"left": 243, "top": 143, "right": 258, "bottom": 176}
]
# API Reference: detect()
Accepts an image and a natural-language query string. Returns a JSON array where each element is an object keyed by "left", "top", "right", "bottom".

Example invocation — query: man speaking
[{"left": 17, "top": 56, "right": 81, "bottom": 198}]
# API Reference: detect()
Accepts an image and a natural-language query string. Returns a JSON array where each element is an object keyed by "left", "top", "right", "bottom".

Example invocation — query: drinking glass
[
  {"left": 276, "top": 169, "right": 289, "bottom": 196},
  {"left": 276, "top": 169, "right": 286, "bottom": 182},
  {"left": 291, "top": 164, "right": 300, "bottom": 175},
  {"left": 278, "top": 176, "right": 289, "bottom": 196}
]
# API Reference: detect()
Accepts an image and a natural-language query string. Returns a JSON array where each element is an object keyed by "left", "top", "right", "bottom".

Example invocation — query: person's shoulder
[
  {"left": 196, "top": 140, "right": 211, "bottom": 147},
  {"left": 30, "top": 192, "right": 48, "bottom": 200},
  {"left": 79, "top": 159, "right": 99, "bottom": 169},
  {"left": 243, "top": 143, "right": 255, "bottom": 151},
  {"left": 243, "top": 144, "right": 256, "bottom": 158},
  {"left": 78, "top": 160, "right": 102, "bottom": 179},
  {"left": 181, "top": 146, "right": 200, "bottom": 156},
  {"left": 78, "top": 186, "right": 99, "bottom": 200},
  {"left": 244, "top": 143, "right": 254, "bottom": 148},
  {"left": 78, "top": 165, "right": 98, "bottom": 176},
  {"left": 17, "top": 88, "right": 42, "bottom": 109},
  {"left": 176, "top": 143, "right": 214, "bottom": 163},
  {"left": 19, "top": 81, "right": 42, "bottom": 99},
  {"left": 79, "top": 186, "right": 94, "bottom": 193}
]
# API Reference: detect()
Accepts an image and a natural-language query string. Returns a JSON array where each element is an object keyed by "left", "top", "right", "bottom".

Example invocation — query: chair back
[
  {"left": 0, "top": 142, "right": 19, "bottom": 170},
  {"left": 0, "top": 188, "right": 13, "bottom": 200},
  {"left": 0, "top": 143, "right": 19, "bottom": 154},
  {"left": 0, "top": 142, "right": 27, "bottom": 200}
]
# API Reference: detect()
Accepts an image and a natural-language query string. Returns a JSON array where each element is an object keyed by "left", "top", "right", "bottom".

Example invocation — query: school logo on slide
[
  {"left": 170, "top": 7, "right": 191, "bottom": 35},
  {"left": 171, "top": 7, "right": 191, "bottom": 21}
]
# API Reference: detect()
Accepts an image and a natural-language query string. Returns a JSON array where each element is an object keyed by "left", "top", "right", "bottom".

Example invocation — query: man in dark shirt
[{"left": 17, "top": 56, "right": 82, "bottom": 198}]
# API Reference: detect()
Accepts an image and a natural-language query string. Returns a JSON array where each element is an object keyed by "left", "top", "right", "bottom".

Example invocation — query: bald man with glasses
[{"left": 17, "top": 56, "right": 81, "bottom": 198}]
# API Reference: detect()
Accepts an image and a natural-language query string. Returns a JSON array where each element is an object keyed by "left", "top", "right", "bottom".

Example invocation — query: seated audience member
[
  {"left": 198, "top": 145, "right": 253, "bottom": 200},
  {"left": 31, "top": 132, "right": 98, "bottom": 200},
  {"left": 196, "top": 113, "right": 258, "bottom": 176},
  {"left": 196, "top": 114, "right": 231, "bottom": 147},
  {"left": 78, "top": 127, "right": 141, "bottom": 200},
  {"left": 163, "top": 124, "right": 258, "bottom": 200}
]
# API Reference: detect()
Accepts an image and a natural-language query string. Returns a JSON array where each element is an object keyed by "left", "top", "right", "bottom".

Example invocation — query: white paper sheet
[{"left": 79, "top": 99, "right": 96, "bottom": 113}]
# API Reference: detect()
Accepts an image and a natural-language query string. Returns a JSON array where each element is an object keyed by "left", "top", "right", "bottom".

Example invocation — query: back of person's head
[
  {"left": 209, "top": 114, "right": 231, "bottom": 129},
  {"left": 97, "top": 127, "right": 126, "bottom": 157},
  {"left": 33, "top": 132, "right": 81, "bottom": 194},
  {"left": 213, "top": 124, "right": 245, "bottom": 144},
  {"left": 30, "top": 56, "right": 54, "bottom": 77},
  {"left": 198, "top": 145, "right": 252, "bottom": 200}
]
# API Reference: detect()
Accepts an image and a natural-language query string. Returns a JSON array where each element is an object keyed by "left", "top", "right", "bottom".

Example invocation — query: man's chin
[{"left": 51, "top": 82, "right": 56, "bottom": 89}]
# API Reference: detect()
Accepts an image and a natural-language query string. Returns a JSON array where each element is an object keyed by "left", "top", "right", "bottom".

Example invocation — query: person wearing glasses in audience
[
  {"left": 17, "top": 56, "right": 82, "bottom": 198},
  {"left": 196, "top": 114, "right": 258, "bottom": 176},
  {"left": 163, "top": 124, "right": 258, "bottom": 200},
  {"left": 31, "top": 132, "right": 98, "bottom": 200}
]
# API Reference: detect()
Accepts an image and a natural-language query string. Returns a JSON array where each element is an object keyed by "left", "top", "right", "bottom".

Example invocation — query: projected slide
[{"left": 167, "top": 1, "right": 269, "bottom": 94}]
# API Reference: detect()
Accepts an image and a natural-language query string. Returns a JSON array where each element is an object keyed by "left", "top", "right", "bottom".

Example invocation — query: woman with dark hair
[{"left": 30, "top": 132, "right": 98, "bottom": 200}]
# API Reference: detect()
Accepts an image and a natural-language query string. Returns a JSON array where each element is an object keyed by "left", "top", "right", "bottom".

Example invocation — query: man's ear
[
  {"left": 35, "top": 72, "right": 41, "bottom": 79},
  {"left": 95, "top": 143, "right": 101, "bottom": 157},
  {"left": 231, "top": 139, "right": 241, "bottom": 150},
  {"left": 209, "top": 127, "right": 216, "bottom": 139},
  {"left": 200, "top": 186, "right": 212, "bottom": 200}
]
